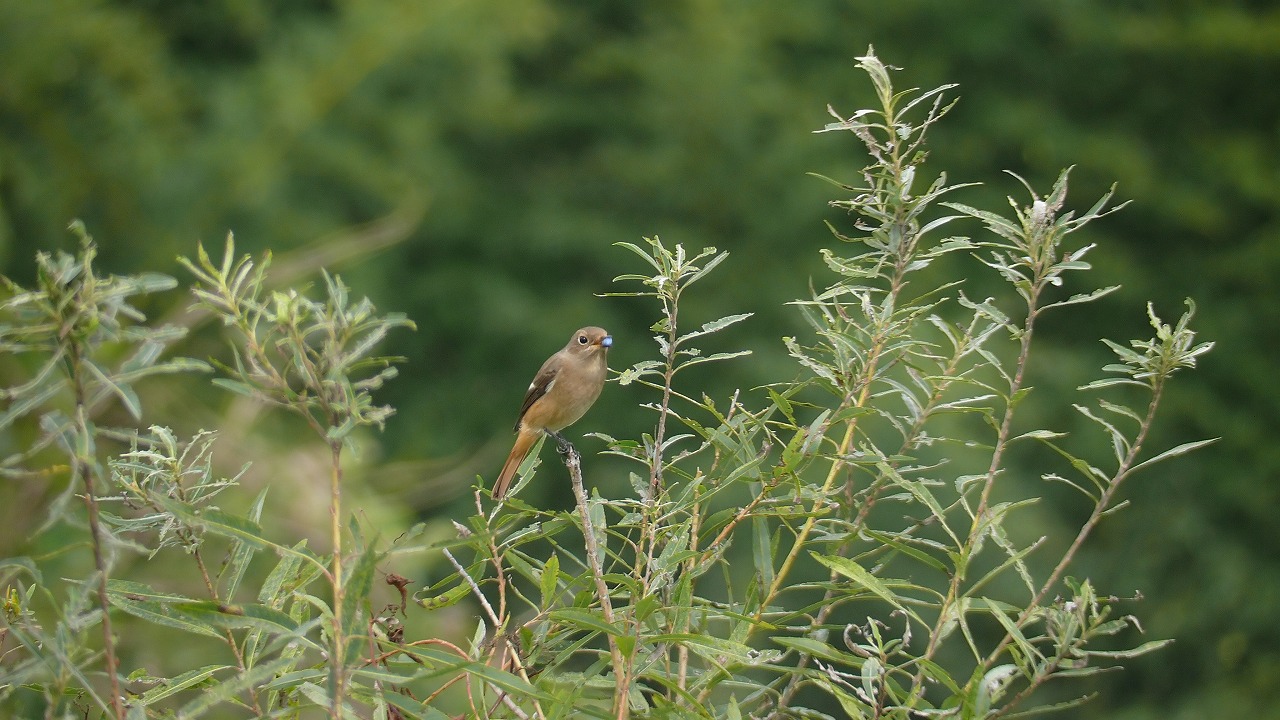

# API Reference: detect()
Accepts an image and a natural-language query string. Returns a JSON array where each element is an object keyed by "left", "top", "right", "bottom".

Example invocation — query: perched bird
[{"left": 493, "top": 326, "right": 612, "bottom": 499}]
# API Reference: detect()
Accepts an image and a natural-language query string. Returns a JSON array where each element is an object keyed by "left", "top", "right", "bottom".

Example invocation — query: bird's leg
[{"left": 547, "top": 430, "right": 577, "bottom": 459}]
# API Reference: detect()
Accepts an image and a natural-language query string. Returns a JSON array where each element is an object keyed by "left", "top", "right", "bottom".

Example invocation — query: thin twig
[
  {"left": 563, "top": 442, "right": 629, "bottom": 720},
  {"left": 984, "top": 383, "right": 1165, "bottom": 706},
  {"left": 68, "top": 342, "right": 124, "bottom": 720},
  {"left": 442, "top": 548, "right": 501, "bottom": 628}
]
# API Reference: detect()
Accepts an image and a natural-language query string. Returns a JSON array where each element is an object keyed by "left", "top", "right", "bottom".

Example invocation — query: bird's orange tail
[{"left": 494, "top": 429, "right": 539, "bottom": 500}]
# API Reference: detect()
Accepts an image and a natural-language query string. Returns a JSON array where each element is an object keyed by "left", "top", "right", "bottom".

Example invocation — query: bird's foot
[{"left": 548, "top": 431, "right": 577, "bottom": 459}]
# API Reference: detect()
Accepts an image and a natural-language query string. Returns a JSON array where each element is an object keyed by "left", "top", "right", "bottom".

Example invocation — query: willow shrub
[{"left": 0, "top": 50, "right": 1211, "bottom": 720}]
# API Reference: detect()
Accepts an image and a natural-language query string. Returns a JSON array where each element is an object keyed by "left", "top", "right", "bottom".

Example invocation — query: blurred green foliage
[{"left": 0, "top": 0, "right": 1275, "bottom": 717}]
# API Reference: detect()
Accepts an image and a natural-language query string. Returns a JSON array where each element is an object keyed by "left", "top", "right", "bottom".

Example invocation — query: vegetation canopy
[{"left": 0, "top": 51, "right": 1211, "bottom": 720}]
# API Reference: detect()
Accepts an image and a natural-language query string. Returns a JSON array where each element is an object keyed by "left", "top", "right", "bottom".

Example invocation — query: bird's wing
[{"left": 514, "top": 354, "right": 560, "bottom": 432}]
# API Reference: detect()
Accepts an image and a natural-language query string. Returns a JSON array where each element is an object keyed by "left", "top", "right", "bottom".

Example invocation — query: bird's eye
[{"left": 577, "top": 335, "right": 589, "bottom": 345}]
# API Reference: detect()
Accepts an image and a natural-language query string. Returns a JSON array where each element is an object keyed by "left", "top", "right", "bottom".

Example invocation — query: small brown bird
[{"left": 493, "top": 326, "right": 612, "bottom": 499}]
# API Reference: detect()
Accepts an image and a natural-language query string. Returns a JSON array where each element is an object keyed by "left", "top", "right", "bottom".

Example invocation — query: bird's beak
[{"left": 601, "top": 335, "right": 613, "bottom": 348}]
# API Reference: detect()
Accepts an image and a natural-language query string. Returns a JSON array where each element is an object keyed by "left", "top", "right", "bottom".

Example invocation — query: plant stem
[
  {"left": 650, "top": 295, "right": 679, "bottom": 498},
  {"left": 565, "top": 444, "right": 629, "bottom": 720},
  {"left": 973, "top": 304, "right": 1040, "bottom": 522},
  {"left": 329, "top": 440, "right": 346, "bottom": 720},
  {"left": 770, "top": 332, "right": 973, "bottom": 717},
  {"left": 76, "top": 444, "right": 124, "bottom": 720},
  {"left": 753, "top": 289, "right": 898, "bottom": 624},
  {"left": 910, "top": 295, "right": 1043, "bottom": 704},
  {"left": 67, "top": 340, "right": 124, "bottom": 720},
  {"left": 192, "top": 549, "right": 265, "bottom": 716},
  {"left": 984, "top": 381, "right": 1164, "bottom": 689}
]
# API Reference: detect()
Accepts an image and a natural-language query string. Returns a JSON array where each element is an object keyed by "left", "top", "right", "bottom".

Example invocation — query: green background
[{"left": 1, "top": 1, "right": 1276, "bottom": 717}]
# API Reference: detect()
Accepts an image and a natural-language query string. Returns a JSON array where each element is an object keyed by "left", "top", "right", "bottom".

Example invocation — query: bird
[{"left": 493, "top": 326, "right": 612, "bottom": 499}]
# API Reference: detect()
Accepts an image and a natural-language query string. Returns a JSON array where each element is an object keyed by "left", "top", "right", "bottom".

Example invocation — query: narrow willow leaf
[
  {"left": 381, "top": 692, "right": 452, "bottom": 720},
  {"left": 225, "top": 486, "right": 270, "bottom": 601},
  {"left": 1003, "top": 692, "right": 1098, "bottom": 718},
  {"left": 416, "top": 654, "right": 551, "bottom": 701},
  {"left": 982, "top": 597, "right": 1042, "bottom": 666},
  {"left": 1041, "top": 285, "right": 1120, "bottom": 311},
  {"left": 550, "top": 607, "right": 621, "bottom": 638},
  {"left": 1085, "top": 639, "right": 1173, "bottom": 659},
  {"left": 175, "top": 601, "right": 302, "bottom": 637},
  {"left": 675, "top": 349, "right": 752, "bottom": 371},
  {"left": 773, "top": 636, "right": 860, "bottom": 664},
  {"left": 540, "top": 552, "right": 560, "bottom": 609},
  {"left": 258, "top": 541, "right": 319, "bottom": 607},
  {"left": 342, "top": 541, "right": 383, "bottom": 643},
  {"left": 0, "top": 556, "right": 42, "bottom": 584},
  {"left": 0, "top": 380, "right": 64, "bottom": 432},
  {"left": 812, "top": 553, "right": 908, "bottom": 614},
  {"left": 650, "top": 633, "right": 772, "bottom": 666},
  {"left": 894, "top": 472, "right": 960, "bottom": 545},
  {"left": 1130, "top": 438, "right": 1218, "bottom": 474},
  {"left": 612, "top": 241, "right": 665, "bottom": 273},
  {"left": 108, "top": 594, "right": 223, "bottom": 639},
  {"left": 752, "top": 517, "right": 775, "bottom": 591},
  {"left": 176, "top": 656, "right": 296, "bottom": 717},
  {"left": 862, "top": 530, "right": 949, "bottom": 572},
  {"left": 417, "top": 580, "right": 470, "bottom": 611},
  {"left": 262, "top": 668, "right": 326, "bottom": 690},
  {"left": 684, "top": 250, "right": 729, "bottom": 288},
  {"left": 136, "top": 664, "right": 231, "bottom": 705},
  {"left": 973, "top": 664, "right": 1018, "bottom": 717},
  {"left": 210, "top": 377, "right": 259, "bottom": 398},
  {"left": 675, "top": 313, "right": 753, "bottom": 347},
  {"left": 85, "top": 360, "right": 143, "bottom": 419}
]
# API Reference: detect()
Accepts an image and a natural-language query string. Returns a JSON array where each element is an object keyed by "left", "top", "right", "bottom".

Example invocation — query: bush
[{"left": 0, "top": 50, "right": 1210, "bottom": 720}]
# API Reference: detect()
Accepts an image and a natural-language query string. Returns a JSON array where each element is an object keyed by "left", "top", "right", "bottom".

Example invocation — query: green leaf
[
  {"left": 417, "top": 581, "right": 470, "bottom": 611},
  {"left": 973, "top": 664, "right": 1018, "bottom": 716},
  {"left": 862, "top": 530, "right": 948, "bottom": 572},
  {"left": 773, "top": 636, "right": 860, "bottom": 664},
  {"left": 1041, "top": 285, "right": 1120, "bottom": 311},
  {"left": 675, "top": 349, "right": 752, "bottom": 371},
  {"left": 0, "top": 556, "right": 41, "bottom": 584},
  {"left": 0, "top": 379, "right": 64, "bottom": 432},
  {"left": 136, "top": 664, "right": 231, "bottom": 706},
  {"left": 811, "top": 678, "right": 869, "bottom": 719},
  {"left": 550, "top": 607, "right": 621, "bottom": 638},
  {"left": 675, "top": 313, "right": 753, "bottom": 347},
  {"left": 650, "top": 633, "right": 770, "bottom": 665},
  {"left": 1085, "top": 639, "right": 1173, "bottom": 659},
  {"left": 262, "top": 668, "right": 326, "bottom": 691},
  {"left": 380, "top": 691, "right": 452, "bottom": 720},
  {"left": 107, "top": 581, "right": 223, "bottom": 639},
  {"left": 540, "top": 552, "right": 560, "bottom": 609},
  {"left": 751, "top": 517, "right": 775, "bottom": 591},
  {"left": 684, "top": 249, "right": 729, "bottom": 288},
  {"left": 175, "top": 601, "right": 302, "bottom": 636},
  {"left": 342, "top": 540, "right": 383, "bottom": 643},
  {"left": 226, "top": 486, "right": 270, "bottom": 601},
  {"left": 612, "top": 241, "right": 664, "bottom": 273},
  {"left": 153, "top": 496, "right": 324, "bottom": 573},
  {"left": 1003, "top": 693, "right": 1098, "bottom": 718},
  {"left": 812, "top": 554, "right": 908, "bottom": 614},
  {"left": 258, "top": 540, "right": 321, "bottom": 607},
  {"left": 981, "top": 597, "right": 1042, "bottom": 665},
  {"left": 413, "top": 649, "right": 552, "bottom": 701},
  {"left": 1130, "top": 438, "right": 1218, "bottom": 474},
  {"left": 85, "top": 360, "right": 143, "bottom": 419},
  {"left": 886, "top": 469, "right": 958, "bottom": 545},
  {"left": 210, "top": 377, "right": 260, "bottom": 398}
]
